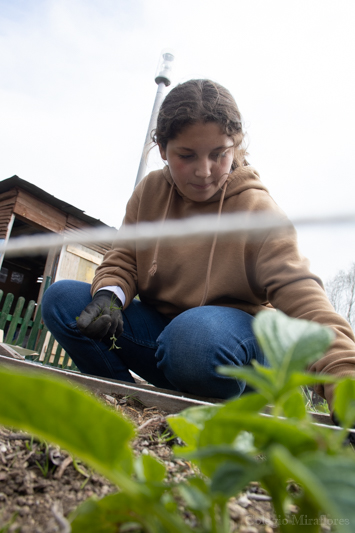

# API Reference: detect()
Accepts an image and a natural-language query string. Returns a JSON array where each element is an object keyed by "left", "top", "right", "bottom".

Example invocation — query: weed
[{"left": 0, "top": 512, "right": 18, "bottom": 533}]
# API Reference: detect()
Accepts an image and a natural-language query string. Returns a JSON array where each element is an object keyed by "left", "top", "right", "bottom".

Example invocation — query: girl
[{"left": 42, "top": 79, "right": 355, "bottom": 409}]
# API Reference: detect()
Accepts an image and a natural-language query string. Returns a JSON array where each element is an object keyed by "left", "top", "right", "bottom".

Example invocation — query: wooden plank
[
  {"left": 51, "top": 343, "right": 63, "bottom": 367},
  {"left": 16, "top": 300, "right": 36, "bottom": 346},
  {"left": 26, "top": 305, "right": 44, "bottom": 350},
  {"left": 0, "top": 189, "right": 17, "bottom": 203},
  {"left": 42, "top": 335, "right": 55, "bottom": 365},
  {"left": 5, "top": 297, "right": 25, "bottom": 344},
  {"left": 0, "top": 343, "right": 25, "bottom": 360},
  {"left": 66, "top": 244, "right": 103, "bottom": 265},
  {"left": 36, "top": 325, "right": 49, "bottom": 355},
  {"left": 0, "top": 293, "right": 14, "bottom": 330},
  {"left": 14, "top": 190, "right": 66, "bottom": 233}
]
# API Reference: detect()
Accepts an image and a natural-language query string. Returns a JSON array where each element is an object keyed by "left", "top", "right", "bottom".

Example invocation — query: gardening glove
[{"left": 76, "top": 290, "right": 124, "bottom": 344}]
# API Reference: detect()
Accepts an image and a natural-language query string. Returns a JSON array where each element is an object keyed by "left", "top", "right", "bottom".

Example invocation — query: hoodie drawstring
[
  {"left": 199, "top": 179, "right": 229, "bottom": 306},
  {"left": 148, "top": 182, "right": 175, "bottom": 276},
  {"left": 148, "top": 177, "right": 229, "bottom": 308}
]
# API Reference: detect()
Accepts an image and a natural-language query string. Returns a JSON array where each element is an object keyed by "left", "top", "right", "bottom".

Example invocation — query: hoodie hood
[{"left": 162, "top": 164, "right": 269, "bottom": 204}]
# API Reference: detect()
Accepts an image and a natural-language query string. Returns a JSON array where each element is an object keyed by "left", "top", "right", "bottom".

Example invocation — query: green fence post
[
  {"left": 16, "top": 300, "right": 36, "bottom": 346},
  {"left": 0, "top": 293, "right": 14, "bottom": 331}
]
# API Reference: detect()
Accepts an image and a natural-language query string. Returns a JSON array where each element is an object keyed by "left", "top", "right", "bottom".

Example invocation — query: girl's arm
[{"left": 255, "top": 220, "right": 355, "bottom": 407}]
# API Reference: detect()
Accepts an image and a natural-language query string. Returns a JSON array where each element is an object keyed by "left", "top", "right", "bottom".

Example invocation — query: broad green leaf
[
  {"left": 333, "top": 378, "right": 355, "bottom": 428},
  {"left": 186, "top": 444, "right": 257, "bottom": 478},
  {"left": 282, "top": 389, "right": 307, "bottom": 419},
  {"left": 169, "top": 394, "right": 267, "bottom": 454},
  {"left": 199, "top": 411, "right": 319, "bottom": 456},
  {"left": 211, "top": 461, "right": 266, "bottom": 498},
  {"left": 167, "top": 404, "right": 221, "bottom": 452},
  {"left": 71, "top": 493, "right": 139, "bottom": 533},
  {"left": 302, "top": 453, "right": 355, "bottom": 532},
  {"left": 253, "top": 310, "right": 333, "bottom": 373},
  {"left": 178, "top": 483, "right": 211, "bottom": 512},
  {"left": 220, "top": 392, "right": 269, "bottom": 414},
  {"left": 287, "top": 371, "right": 338, "bottom": 389},
  {"left": 0, "top": 367, "right": 135, "bottom": 483},
  {"left": 270, "top": 447, "right": 355, "bottom": 533},
  {"left": 71, "top": 491, "right": 192, "bottom": 533},
  {"left": 218, "top": 365, "right": 277, "bottom": 400},
  {"left": 135, "top": 454, "right": 166, "bottom": 483}
]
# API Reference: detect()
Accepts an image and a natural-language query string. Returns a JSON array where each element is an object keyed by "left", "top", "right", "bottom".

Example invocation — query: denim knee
[{"left": 155, "top": 306, "right": 263, "bottom": 398}]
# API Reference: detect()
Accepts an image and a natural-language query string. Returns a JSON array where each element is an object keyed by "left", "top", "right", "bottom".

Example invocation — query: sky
[{"left": 1, "top": 0, "right": 355, "bottom": 283}]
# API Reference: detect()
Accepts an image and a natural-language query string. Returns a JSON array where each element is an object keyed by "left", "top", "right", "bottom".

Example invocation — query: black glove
[{"left": 76, "top": 290, "right": 123, "bottom": 344}]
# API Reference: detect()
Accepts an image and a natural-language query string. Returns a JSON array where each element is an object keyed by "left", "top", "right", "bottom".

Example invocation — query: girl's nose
[{"left": 195, "top": 159, "right": 212, "bottom": 178}]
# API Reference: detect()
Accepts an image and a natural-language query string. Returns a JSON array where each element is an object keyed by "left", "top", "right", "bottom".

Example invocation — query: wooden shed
[{"left": 0, "top": 176, "right": 113, "bottom": 305}]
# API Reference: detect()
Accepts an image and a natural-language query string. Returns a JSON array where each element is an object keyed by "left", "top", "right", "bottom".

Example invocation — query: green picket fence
[{"left": 0, "top": 285, "right": 77, "bottom": 371}]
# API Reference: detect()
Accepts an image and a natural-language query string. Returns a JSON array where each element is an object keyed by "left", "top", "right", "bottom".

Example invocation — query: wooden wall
[
  {"left": 0, "top": 186, "right": 112, "bottom": 256},
  {"left": 0, "top": 190, "right": 17, "bottom": 240}
]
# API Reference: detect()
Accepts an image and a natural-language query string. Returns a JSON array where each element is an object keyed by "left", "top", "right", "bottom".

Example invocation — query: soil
[{"left": 0, "top": 393, "right": 329, "bottom": 533}]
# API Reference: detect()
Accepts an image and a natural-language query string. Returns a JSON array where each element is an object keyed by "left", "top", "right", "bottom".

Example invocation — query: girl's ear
[{"left": 158, "top": 144, "right": 167, "bottom": 160}]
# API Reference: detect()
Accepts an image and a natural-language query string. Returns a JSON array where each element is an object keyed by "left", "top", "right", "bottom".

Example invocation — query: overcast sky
[{"left": 1, "top": 0, "right": 355, "bottom": 283}]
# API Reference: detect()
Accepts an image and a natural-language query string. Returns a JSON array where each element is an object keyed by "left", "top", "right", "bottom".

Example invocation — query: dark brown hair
[{"left": 152, "top": 79, "right": 247, "bottom": 169}]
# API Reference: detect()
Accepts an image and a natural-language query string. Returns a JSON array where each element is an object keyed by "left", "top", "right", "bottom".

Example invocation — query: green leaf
[
  {"left": 282, "top": 389, "right": 307, "bottom": 419},
  {"left": 270, "top": 447, "right": 355, "bottom": 532},
  {"left": 71, "top": 491, "right": 192, "bottom": 533},
  {"left": 198, "top": 411, "right": 319, "bottom": 456},
  {"left": 167, "top": 404, "right": 221, "bottom": 452},
  {"left": 218, "top": 365, "right": 277, "bottom": 400},
  {"left": 287, "top": 371, "right": 338, "bottom": 389},
  {"left": 186, "top": 444, "right": 257, "bottom": 478},
  {"left": 253, "top": 310, "right": 334, "bottom": 373},
  {"left": 71, "top": 493, "right": 139, "bottom": 533},
  {"left": 211, "top": 461, "right": 266, "bottom": 498},
  {"left": 0, "top": 367, "right": 135, "bottom": 483},
  {"left": 135, "top": 454, "right": 166, "bottom": 483},
  {"left": 178, "top": 483, "right": 211, "bottom": 512},
  {"left": 302, "top": 453, "right": 355, "bottom": 532},
  {"left": 333, "top": 378, "right": 355, "bottom": 428}
]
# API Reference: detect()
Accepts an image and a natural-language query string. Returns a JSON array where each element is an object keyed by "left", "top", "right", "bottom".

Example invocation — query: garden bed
[{"left": 0, "top": 393, "right": 280, "bottom": 533}]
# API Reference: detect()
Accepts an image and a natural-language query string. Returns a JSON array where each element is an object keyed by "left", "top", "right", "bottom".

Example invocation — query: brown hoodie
[{"left": 92, "top": 166, "right": 355, "bottom": 403}]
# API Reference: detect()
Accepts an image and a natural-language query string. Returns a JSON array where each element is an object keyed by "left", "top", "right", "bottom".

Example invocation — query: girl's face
[{"left": 159, "top": 122, "right": 235, "bottom": 202}]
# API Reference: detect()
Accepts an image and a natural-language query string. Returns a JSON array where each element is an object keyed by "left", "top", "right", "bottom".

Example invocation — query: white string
[{"left": 1, "top": 211, "right": 355, "bottom": 257}]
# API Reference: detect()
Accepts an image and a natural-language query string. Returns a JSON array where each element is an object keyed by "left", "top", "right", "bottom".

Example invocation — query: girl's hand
[{"left": 76, "top": 290, "right": 123, "bottom": 342}]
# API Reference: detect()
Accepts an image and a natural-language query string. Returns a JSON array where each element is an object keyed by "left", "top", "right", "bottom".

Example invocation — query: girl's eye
[
  {"left": 212, "top": 152, "right": 227, "bottom": 160},
  {"left": 178, "top": 154, "right": 194, "bottom": 159}
]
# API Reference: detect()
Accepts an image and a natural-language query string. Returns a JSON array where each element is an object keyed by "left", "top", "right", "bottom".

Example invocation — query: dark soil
[{"left": 0, "top": 393, "right": 301, "bottom": 533}]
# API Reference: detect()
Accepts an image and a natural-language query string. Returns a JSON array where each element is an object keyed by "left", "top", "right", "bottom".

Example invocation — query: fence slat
[
  {"left": 5, "top": 297, "right": 25, "bottom": 343},
  {"left": 26, "top": 304, "right": 44, "bottom": 350},
  {"left": 0, "top": 286, "right": 76, "bottom": 373},
  {"left": 16, "top": 300, "right": 36, "bottom": 346},
  {"left": 42, "top": 334, "right": 55, "bottom": 365},
  {"left": 0, "top": 293, "right": 14, "bottom": 330},
  {"left": 36, "top": 324, "right": 49, "bottom": 355},
  {"left": 51, "top": 343, "right": 63, "bottom": 367}
]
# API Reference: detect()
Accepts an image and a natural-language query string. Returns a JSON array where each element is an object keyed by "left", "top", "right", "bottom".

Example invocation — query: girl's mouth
[{"left": 190, "top": 183, "right": 213, "bottom": 190}]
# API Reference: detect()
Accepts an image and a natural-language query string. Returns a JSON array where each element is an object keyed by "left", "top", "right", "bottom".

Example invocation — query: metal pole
[
  {"left": 134, "top": 82, "right": 166, "bottom": 188},
  {"left": 134, "top": 50, "right": 174, "bottom": 188}
]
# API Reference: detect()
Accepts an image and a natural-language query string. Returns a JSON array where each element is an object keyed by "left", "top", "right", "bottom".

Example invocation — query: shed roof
[{"left": 0, "top": 176, "right": 111, "bottom": 228}]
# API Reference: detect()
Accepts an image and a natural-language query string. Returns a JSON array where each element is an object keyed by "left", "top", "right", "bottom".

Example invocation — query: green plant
[
  {"left": 34, "top": 441, "right": 50, "bottom": 477},
  {"left": 0, "top": 512, "right": 18, "bottom": 533},
  {"left": 0, "top": 310, "right": 355, "bottom": 531}
]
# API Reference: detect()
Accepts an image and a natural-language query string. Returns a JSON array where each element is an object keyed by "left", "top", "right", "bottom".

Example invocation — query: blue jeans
[{"left": 41, "top": 280, "right": 267, "bottom": 399}]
